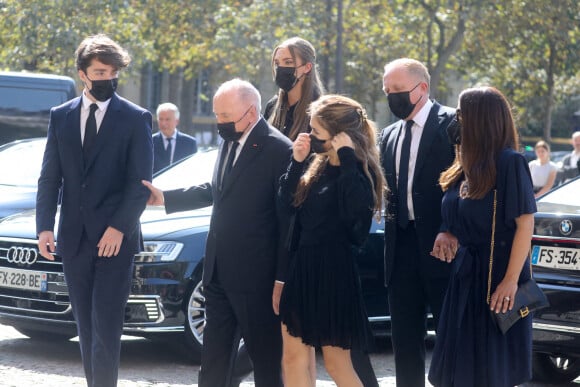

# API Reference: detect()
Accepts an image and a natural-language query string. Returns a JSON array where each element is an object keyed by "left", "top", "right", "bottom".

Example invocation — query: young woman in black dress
[{"left": 278, "top": 95, "right": 385, "bottom": 386}]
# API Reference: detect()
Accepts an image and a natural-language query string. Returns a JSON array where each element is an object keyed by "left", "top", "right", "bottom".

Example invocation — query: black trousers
[
  {"left": 199, "top": 280, "right": 283, "bottom": 387},
  {"left": 62, "top": 234, "right": 134, "bottom": 387},
  {"left": 387, "top": 224, "right": 448, "bottom": 387}
]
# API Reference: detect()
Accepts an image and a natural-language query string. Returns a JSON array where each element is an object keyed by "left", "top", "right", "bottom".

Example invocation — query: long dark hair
[
  {"left": 268, "top": 37, "right": 324, "bottom": 141},
  {"left": 293, "top": 95, "right": 385, "bottom": 216},
  {"left": 440, "top": 86, "right": 519, "bottom": 198}
]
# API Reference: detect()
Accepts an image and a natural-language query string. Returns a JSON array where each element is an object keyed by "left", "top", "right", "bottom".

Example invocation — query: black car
[
  {"left": 531, "top": 176, "right": 580, "bottom": 383},
  {"left": 0, "top": 138, "right": 46, "bottom": 219},
  {"left": 0, "top": 149, "right": 389, "bottom": 361},
  {"left": 0, "top": 72, "right": 77, "bottom": 145}
]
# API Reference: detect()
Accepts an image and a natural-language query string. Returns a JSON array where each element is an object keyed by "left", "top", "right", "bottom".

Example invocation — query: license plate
[
  {"left": 0, "top": 267, "right": 47, "bottom": 291},
  {"left": 532, "top": 245, "right": 580, "bottom": 270}
]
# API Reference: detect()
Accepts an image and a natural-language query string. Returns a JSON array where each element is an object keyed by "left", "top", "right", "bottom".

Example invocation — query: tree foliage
[{"left": 0, "top": 0, "right": 578, "bottom": 138}]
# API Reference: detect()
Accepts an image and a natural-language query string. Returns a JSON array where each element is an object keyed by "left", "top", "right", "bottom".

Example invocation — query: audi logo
[{"left": 7, "top": 246, "right": 39, "bottom": 265}]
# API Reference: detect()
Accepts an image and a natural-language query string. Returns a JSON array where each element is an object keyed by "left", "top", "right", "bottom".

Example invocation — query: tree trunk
[
  {"left": 334, "top": 0, "right": 344, "bottom": 93},
  {"left": 543, "top": 41, "right": 556, "bottom": 142}
]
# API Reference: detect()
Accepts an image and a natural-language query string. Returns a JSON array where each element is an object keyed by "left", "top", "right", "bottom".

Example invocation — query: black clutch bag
[
  {"left": 489, "top": 278, "right": 549, "bottom": 334},
  {"left": 486, "top": 190, "right": 549, "bottom": 335}
]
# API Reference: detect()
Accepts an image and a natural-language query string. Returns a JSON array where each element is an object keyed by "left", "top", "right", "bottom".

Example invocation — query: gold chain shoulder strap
[{"left": 486, "top": 189, "right": 497, "bottom": 305}]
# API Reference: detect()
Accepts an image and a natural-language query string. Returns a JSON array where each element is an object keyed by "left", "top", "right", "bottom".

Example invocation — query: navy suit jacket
[
  {"left": 36, "top": 93, "right": 153, "bottom": 258},
  {"left": 163, "top": 118, "right": 293, "bottom": 292},
  {"left": 380, "top": 101, "right": 456, "bottom": 286},
  {"left": 152, "top": 131, "right": 198, "bottom": 173}
]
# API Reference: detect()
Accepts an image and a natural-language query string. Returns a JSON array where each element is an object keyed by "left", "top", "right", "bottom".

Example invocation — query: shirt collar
[
  {"left": 236, "top": 117, "right": 260, "bottom": 149},
  {"left": 410, "top": 99, "right": 433, "bottom": 128},
  {"left": 82, "top": 91, "right": 111, "bottom": 112}
]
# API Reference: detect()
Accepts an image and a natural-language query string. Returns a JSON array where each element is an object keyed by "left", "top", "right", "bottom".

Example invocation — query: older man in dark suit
[
  {"left": 143, "top": 78, "right": 292, "bottom": 387},
  {"left": 380, "top": 58, "right": 457, "bottom": 387},
  {"left": 152, "top": 102, "right": 198, "bottom": 173},
  {"left": 36, "top": 34, "right": 153, "bottom": 387}
]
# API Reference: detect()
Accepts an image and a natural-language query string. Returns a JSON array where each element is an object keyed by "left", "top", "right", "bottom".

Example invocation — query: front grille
[{"left": 0, "top": 238, "right": 72, "bottom": 319}]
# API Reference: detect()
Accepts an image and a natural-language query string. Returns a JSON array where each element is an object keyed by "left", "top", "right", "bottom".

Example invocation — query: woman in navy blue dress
[
  {"left": 278, "top": 95, "right": 385, "bottom": 386},
  {"left": 428, "top": 86, "right": 537, "bottom": 387}
]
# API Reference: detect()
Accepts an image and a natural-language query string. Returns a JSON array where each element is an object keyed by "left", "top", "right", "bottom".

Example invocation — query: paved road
[{"left": 0, "top": 323, "right": 577, "bottom": 386}]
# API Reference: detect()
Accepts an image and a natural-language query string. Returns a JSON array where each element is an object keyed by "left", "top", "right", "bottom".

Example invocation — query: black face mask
[
  {"left": 275, "top": 65, "right": 305, "bottom": 92},
  {"left": 216, "top": 106, "right": 252, "bottom": 142},
  {"left": 387, "top": 82, "right": 422, "bottom": 120},
  {"left": 86, "top": 75, "right": 118, "bottom": 102},
  {"left": 446, "top": 117, "right": 461, "bottom": 145},
  {"left": 309, "top": 134, "right": 331, "bottom": 154}
]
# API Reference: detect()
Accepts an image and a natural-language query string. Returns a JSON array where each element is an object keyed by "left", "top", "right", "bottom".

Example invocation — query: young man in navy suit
[
  {"left": 36, "top": 34, "right": 153, "bottom": 387},
  {"left": 153, "top": 102, "right": 198, "bottom": 173},
  {"left": 143, "top": 79, "right": 292, "bottom": 387},
  {"left": 379, "top": 58, "right": 457, "bottom": 387}
]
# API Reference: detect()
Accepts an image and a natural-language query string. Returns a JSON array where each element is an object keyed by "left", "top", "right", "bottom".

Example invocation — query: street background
[{"left": 1, "top": 323, "right": 578, "bottom": 387}]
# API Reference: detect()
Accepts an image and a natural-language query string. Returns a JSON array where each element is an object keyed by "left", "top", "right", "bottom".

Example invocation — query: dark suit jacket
[
  {"left": 380, "top": 101, "right": 456, "bottom": 286},
  {"left": 36, "top": 93, "right": 153, "bottom": 258},
  {"left": 163, "top": 118, "right": 293, "bottom": 292},
  {"left": 153, "top": 130, "right": 198, "bottom": 173}
]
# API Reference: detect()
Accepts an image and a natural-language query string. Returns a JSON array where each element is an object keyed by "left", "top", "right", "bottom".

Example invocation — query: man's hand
[
  {"left": 142, "top": 180, "right": 165, "bottom": 206},
  {"left": 38, "top": 231, "right": 56, "bottom": 261},
  {"left": 430, "top": 231, "right": 459, "bottom": 263},
  {"left": 272, "top": 281, "right": 284, "bottom": 315},
  {"left": 97, "top": 226, "right": 124, "bottom": 257}
]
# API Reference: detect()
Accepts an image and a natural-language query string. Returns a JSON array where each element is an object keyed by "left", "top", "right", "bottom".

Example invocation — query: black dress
[
  {"left": 278, "top": 147, "right": 374, "bottom": 349},
  {"left": 428, "top": 148, "right": 537, "bottom": 387}
]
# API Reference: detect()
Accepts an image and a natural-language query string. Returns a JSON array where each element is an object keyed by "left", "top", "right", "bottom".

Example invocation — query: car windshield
[
  {"left": 537, "top": 178, "right": 580, "bottom": 214},
  {"left": 152, "top": 148, "right": 217, "bottom": 191},
  {"left": 0, "top": 139, "right": 46, "bottom": 187}
]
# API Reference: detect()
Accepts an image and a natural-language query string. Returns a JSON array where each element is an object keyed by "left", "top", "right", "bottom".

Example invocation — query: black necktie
[
  {"left": 83, "top": 103, "right": 98, "bottom": 162},
  {"left": 165, "top": 137, "right": 173, "bottom": 164},
  {"left": 398, "top": 120, "right": 414, "bottom": 229},
  {"left": 220, "top": 141, "right": 239, "bottom": 190}
]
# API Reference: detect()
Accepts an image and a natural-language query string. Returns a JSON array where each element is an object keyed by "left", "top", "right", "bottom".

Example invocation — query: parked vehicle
[
  {"left": 0, "top": 72, "right": 76, "bottom": 145},
  {"left": 0, "top": 148, "right": 390, "bottom": 361},
  {"left": 531, "top": 176, "right": 580, "bottom": 383},
  {"left": 0, "top": 138, "right": 46, "bottom": 219}
]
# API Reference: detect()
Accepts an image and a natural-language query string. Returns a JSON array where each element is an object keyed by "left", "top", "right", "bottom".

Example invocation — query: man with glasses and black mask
[
  {"left": 142, "top": 78, "right": 292, "bottom": 387},
  {"left": 379, "top": 58, "right": 457, "bottom": 387}
]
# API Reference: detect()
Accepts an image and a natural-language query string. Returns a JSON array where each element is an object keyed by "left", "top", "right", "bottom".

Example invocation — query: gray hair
[
  {"left": 384, "top": 58, "right": 431, "bottom": 90},
  {"left": 214, "top": 78, "right": 261, "bottom": 112},
  {"left": 156, "top": 102, "right": 180, "bottom": 119}
]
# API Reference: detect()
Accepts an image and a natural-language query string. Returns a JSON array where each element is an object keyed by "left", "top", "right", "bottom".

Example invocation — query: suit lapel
[
  {"left": 64, "top": 98, "right": 84, "bottom": 171},
  {"left": 385, "top": 123, "right": 403, "bottom": 192},
  {"left": 220, "top": 118, "right": 268, "bottom": 195},
  {"left": 413, "top": 101, "right": 444, "bottom": 182}
]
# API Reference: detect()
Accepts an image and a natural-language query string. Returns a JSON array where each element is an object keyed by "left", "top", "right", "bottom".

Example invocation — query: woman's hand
[
  {"left": 489, "top": 279, "right": 518, "bottom": 314},
  {"left": 293, "top": 133, "right": 311, "bottom": 162},
  {"left": 331, "top": 132, "right": 354, "bottom": 151}
]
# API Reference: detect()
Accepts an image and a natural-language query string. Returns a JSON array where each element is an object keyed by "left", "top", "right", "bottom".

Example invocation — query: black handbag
[{"left": 486, "top": 190, "right": 549, "bottom": 335}]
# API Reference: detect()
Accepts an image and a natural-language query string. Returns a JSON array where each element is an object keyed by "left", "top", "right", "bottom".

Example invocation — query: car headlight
[{"left": 135, "top": 241, "right": 184, "bottom": 262}]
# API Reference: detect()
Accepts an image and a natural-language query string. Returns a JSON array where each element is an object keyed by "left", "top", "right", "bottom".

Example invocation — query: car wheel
[
  {"left": 183, "top": 272, "right": 205, "bottom": 363},
  {"left": 14, "top": 327, "right": 75, "bottom": 341},
  {"left": 532, "top": 352, "right": 580, "bottom": 384}
]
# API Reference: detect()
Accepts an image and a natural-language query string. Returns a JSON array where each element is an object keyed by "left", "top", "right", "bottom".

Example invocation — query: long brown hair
[
  {"left": 440, "top": 86, "right": 519, "bottom": 199},
  {"left": 269, "top": 37, "right": 324, "bottom": 140},
  {"left": 293, "top": 95, "right": 385, "bottom": 216}
]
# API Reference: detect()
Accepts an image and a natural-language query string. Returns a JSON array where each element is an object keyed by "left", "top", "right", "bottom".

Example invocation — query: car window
[
  {"left": 537, "top": 178, "right": 580, "bottom": 214},
  {"left": 152, "top": 149, "right": 217, "bottom": 191},
  {"left": 0, "top": 139, "right": 46, "bottom": 187}
]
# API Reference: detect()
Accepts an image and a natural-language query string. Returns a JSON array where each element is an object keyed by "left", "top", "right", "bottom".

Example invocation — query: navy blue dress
[
  {"left": 278, "top": 147, "right": 373, "bottom": 350},
  {"left": 428, "top": 148, "right": 537, "bottom": 387}
]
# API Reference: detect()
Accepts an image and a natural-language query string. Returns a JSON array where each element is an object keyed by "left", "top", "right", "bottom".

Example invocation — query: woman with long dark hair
[{"left": 429, "top": 87, "right": 536, "bottom": 387}]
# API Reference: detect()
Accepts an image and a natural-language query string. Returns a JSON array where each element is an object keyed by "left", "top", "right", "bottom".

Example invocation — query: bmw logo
[{"left": 560, "top": 220, "right": 573, "bottom": 236}]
